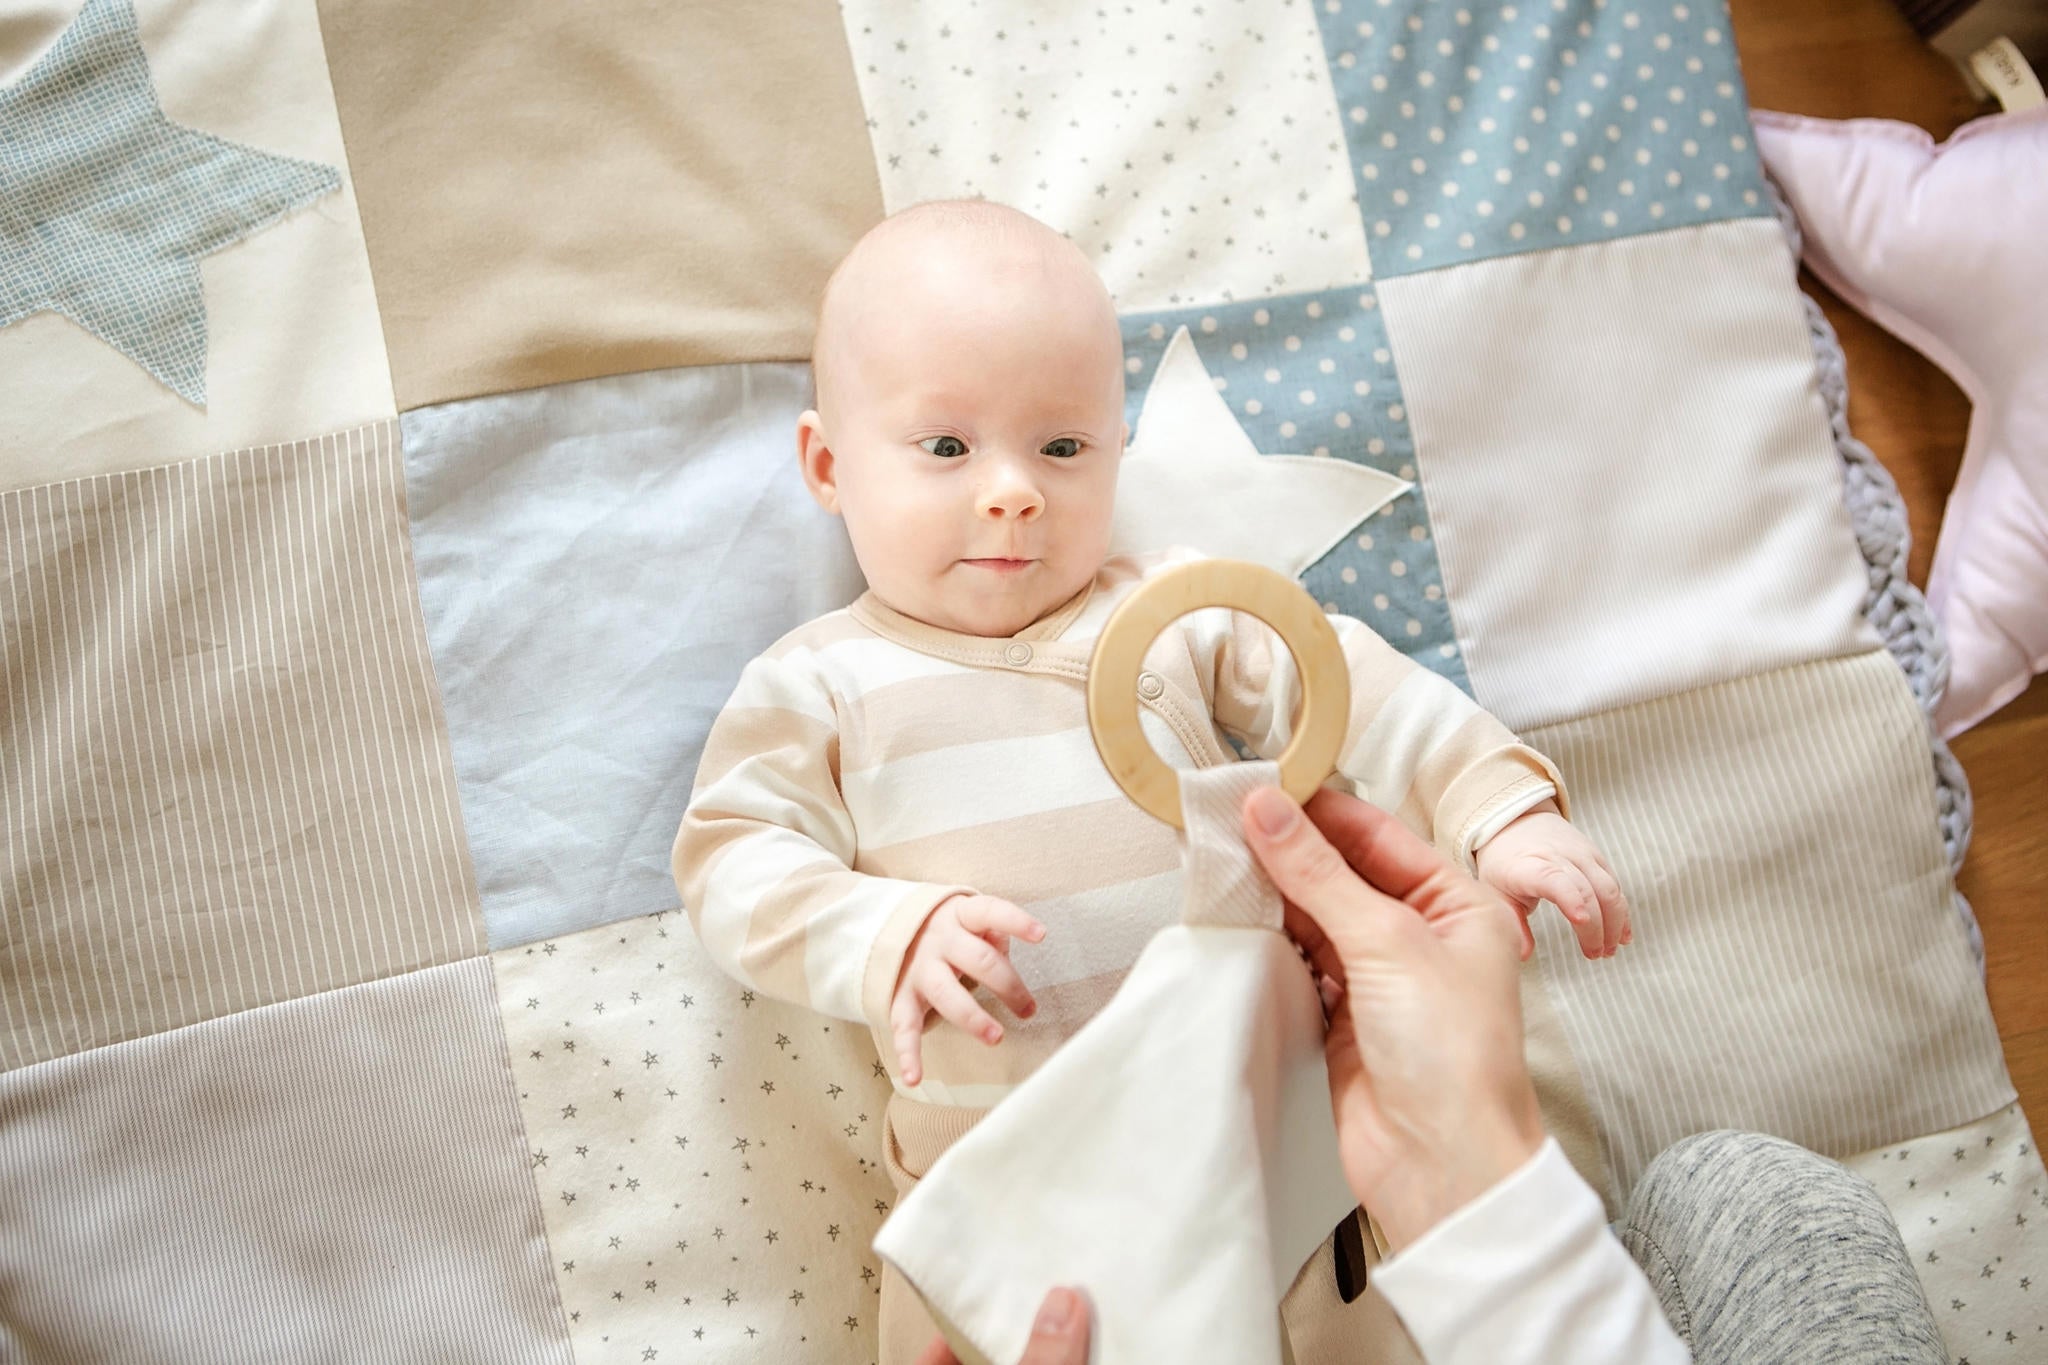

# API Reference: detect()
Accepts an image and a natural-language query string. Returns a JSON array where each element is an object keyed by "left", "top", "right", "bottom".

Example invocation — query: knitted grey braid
[{"left": 1768, "top": 180, "right": 1982, "bottom": 967}]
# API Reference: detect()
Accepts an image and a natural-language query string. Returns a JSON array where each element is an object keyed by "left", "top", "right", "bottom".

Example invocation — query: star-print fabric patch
[
  {"left": 839, "top": 0, "right": 1373, "bottom": 312},
  {"left": 1118, "top": 290, "right": 1470, "bottom": 690},
  {"left": 1314, "top": 0, "right": 1768, "bottom": 276},
  {"left": 1847, "top": 1103, "right": 2048, "bottom": 1365},
  {"left": 498, "top": 911, "right": 899, "bottom": 1364},
  {"left": 0, "top": 0, "right": 339, "bottom": 405}
]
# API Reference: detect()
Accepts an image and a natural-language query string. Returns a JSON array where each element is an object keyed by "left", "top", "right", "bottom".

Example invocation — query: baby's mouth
[{"left": 962, "top": 557, "right": 1037, "bottom": 575}]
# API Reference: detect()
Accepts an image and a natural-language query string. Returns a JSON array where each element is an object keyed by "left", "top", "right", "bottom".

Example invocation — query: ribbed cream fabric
[
  {"left": 1181, "top": 759, "right": 1288, "bottom": 930},
  {"left": 674, "top": 545, "right": 1561, "bottom": 1110},
  {"left": 0, "top": 958, "right": 571, "bottom": 1362},
  {"left": 1524, "top": 648, "right": 2012, "bottom": 1196},
  {"left": 0, "top": 420, "right": 482, "bottom": 1072},
  {"left": 872, "top": 762, "right": 1357, "bottom": 1365}
]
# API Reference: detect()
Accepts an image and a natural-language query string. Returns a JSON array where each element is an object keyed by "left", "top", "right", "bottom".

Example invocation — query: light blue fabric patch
[
  {"left": 402, "top": 365, "right": 867, "bottom": 951},
  {"left": 0, "top": 0, "right": 339, "bottom": 405},
  {"left": 1119, "top": 291, "right": 1470, "bottom": 691},
  {"left": 1313, "top": 0, "right": 1769, "bottom": 277}
]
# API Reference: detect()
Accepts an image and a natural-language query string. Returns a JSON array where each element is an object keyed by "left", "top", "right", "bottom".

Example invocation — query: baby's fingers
[
  {"left": 928, "top": 972, "right": 1005, "bottom": 1047},
  {"left": 953, "top": 896, "right": 1046, "bottom": 947},
  {"left": 1524, "top": 862, "right": 1604, "bottom": 959},
  {"left": 1583, "top": 857, "right": 1630, "bottom": 954},
  {"left": 890, "top": 988, "right": 929, "bottom": 1087},
  {"left": 950, "top": 934, "right": 1037, "bottom": 1020}
]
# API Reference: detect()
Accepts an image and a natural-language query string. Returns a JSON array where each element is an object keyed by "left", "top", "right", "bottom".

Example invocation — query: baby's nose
[{"left": 977, "top": 468, "right": 1046, "bottom": 520}]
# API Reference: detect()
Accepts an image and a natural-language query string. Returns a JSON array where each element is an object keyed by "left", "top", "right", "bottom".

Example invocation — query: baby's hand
[
  {"left": 890, "top": 893, "right": 1046, "bottom": 1086},
  {"left": 1473, "top": 805, "right": 1631, "bottom": 962}
]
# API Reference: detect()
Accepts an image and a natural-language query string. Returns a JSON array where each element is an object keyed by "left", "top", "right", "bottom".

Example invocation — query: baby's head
[{"left": 798, "top": 199, "right": 1128, "bottom": 638}]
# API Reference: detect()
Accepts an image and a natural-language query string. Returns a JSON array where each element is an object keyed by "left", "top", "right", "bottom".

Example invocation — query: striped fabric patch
[
  {"left": 0, "top": 959, "right": 571, "bottom": 1361},
  {"left": 1524, "top": 648, "right": 2013, "bottom": 1197},
  {"left": 0, "top": 420, "right": 482, "bottom": 1072}
]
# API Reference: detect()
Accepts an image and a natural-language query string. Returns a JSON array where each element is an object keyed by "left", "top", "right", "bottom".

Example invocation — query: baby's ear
[{"left": 796, "top": 410, "right": 841, "bottom": 516}]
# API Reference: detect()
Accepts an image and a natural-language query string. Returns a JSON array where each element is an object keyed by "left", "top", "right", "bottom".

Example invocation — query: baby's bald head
[
  {"left": 795, "top": 199, "right": 1130, "bottom": 638},
  {"left": 809, "top": 199, "right": 1121, "bottom": 423}
]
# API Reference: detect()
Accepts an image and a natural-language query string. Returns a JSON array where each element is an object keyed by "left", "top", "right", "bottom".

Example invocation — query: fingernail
[
  {"left": 1249, "top": 787, "right": 1297, "bottom": 836},
  {"left": 1031, "top": 922, "right": 1046, "bottom": 941},
  {"left": 1033, "top": 1287, "right": 1077, "bottom": 1336},
  {"left": 1019, "top": 1001, "right": 1036, "bottom": 1018},
  {"left": 986, "top": 1025, "right": 1002, "bottom": 1043}
]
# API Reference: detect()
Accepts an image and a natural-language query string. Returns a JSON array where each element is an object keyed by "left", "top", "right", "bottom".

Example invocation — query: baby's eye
[
  {"left": 1042, "top": 438, "right": 1084, "bottom": 459},
  {"left": 918, "top": 435, "right": 969, "bottom": 459}
]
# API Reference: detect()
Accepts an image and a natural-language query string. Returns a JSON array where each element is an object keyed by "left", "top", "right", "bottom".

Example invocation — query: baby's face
[{"left": 799, "top": 231, "right": 1128, "bottom": 638}]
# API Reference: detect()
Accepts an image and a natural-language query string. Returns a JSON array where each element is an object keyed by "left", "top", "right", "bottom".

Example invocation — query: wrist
[{"left": 1368, "top": 1091, "right": 1545, "bottom": 1252}]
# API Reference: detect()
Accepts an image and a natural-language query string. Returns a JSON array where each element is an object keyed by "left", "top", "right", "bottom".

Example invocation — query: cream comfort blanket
[{"left": 873, "top": 761, "right": 1357, "bottom": 1365}]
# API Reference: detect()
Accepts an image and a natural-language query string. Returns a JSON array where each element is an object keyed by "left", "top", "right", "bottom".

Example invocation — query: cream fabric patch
[
  {"left": 838, "top": 0, "right": 1375, "bottom": 313},
  {"left": 0, "top": 0, "right": 395, "bottom": 493},
  {"left": 1523, "top": 649, "right": 2012, "bottom": 1197},
  {"left": 1375, "top": 216, "right": 1878, "bottom": 731},
  {"left": 498, "top": 909, "right": 901, "bottom": 1363}
]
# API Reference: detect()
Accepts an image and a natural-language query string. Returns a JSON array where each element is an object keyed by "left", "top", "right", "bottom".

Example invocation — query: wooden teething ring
[{"left": 1086, "top": 558, "right": 1351, "bottom": 830}]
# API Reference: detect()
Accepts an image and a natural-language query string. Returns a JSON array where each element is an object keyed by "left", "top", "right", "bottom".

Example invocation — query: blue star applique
[{"left": 0, "top": 0, "right": 341, "bottom": 405}]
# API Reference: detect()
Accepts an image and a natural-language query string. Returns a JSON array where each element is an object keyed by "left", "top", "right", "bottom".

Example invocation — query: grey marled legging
[{"left": 1621, "top": 1130, "right": 1947, "bottom": 1365}]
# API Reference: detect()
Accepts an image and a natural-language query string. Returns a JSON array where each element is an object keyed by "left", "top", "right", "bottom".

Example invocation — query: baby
[{"left": 673, "top": 198, "right": 1629, "bottom": 1359}]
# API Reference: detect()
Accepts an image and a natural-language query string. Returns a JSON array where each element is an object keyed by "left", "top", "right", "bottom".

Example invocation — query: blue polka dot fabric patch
[
  {"left": 1118, "top": 292, "right": 1471, "bottom": 691},
  {"left": 1314, "top": 0, "right": 1770, "bottom": 276}
]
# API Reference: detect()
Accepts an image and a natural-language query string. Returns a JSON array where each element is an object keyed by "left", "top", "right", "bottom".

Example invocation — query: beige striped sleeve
[
  {"left": 672, "top": 649, "right": 973, "bottom": 1033},
  {"left": 1206, "top": 609, "right": 1566, "bottom": 869}
]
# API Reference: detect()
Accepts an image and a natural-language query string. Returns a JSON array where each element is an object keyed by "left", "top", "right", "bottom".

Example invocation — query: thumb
[
  {"left": 1020, "top": 1286, "right": 1092, "bottom": 1365},
  {"left": 1243, "top": 786, "right": 1410, "bottom": 957}
]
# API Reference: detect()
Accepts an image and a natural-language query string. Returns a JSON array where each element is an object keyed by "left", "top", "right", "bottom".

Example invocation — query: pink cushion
[{"left": 1754, "top": 105, "right": 2048, "bottom": 737}]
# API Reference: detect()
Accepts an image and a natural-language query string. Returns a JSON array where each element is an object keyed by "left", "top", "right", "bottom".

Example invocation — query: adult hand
[
  {"left": 913, "top": 1285, "right": 1091, "bottom": 1365},
  {"left": 1242, "top": 785, "right": 1546, "bottom": 1252}
]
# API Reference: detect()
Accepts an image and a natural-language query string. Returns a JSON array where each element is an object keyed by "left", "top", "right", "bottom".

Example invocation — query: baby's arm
[
  {"left": 1202, "top": 603, "right": 1626, "bottom": 958},
  {"left": 672, "top": 649, "right": 981, "bottom": 1040},
  {"left": 1205, "top": 605, "right": 1553, "bottom": 865}
]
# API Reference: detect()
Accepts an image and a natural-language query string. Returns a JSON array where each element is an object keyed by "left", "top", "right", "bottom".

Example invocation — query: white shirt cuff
[
  {"left": 1373, "top": 1138, "right": 1690, "bottom": 1365},
  {"left": 1466, "top": 781, "right": 1557, "bottom": 855}
]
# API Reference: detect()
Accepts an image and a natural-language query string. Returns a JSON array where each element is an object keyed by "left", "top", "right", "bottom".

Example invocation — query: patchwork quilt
[{"left": 1, "top": 0, "right": 2039, "bottom": 1361}]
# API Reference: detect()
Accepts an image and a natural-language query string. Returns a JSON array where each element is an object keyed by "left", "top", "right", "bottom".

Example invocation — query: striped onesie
[{"left": 673, "top": 544, "right": 1565, "bottom": 1109}]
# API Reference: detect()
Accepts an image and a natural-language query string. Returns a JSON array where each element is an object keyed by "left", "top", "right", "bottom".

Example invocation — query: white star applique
[{"left": 1110, "top": 324, "right": 1412, "bottom": 579}]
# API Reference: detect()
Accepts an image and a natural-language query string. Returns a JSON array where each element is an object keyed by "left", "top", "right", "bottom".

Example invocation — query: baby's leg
[
  {"left": 876, "top": 1091, "right": 983, "bottom": 1364},
  {"left": 878, "top": 1260, "right": 946, "bottom": 1365}
]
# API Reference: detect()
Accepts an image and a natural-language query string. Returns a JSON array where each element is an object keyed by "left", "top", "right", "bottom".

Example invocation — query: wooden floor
[{"left": 1730, "top": 0, "right": 2048, "bottom": 1125}]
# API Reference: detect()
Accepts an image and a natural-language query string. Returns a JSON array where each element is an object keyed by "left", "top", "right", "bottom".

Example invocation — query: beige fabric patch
[
  {"left": 313, "top": 0, "right": 885, "bottom": 410},
  {"left": 1525, "top": 649, "right": 2013, "bottom": 1197},
  {"left": 0, "top": 0, "right": 396, "bottom": 494},
  {"left": 1520, "top": 966, "right": 1617, "bottom": 1216},
  {"left": 0, "top": 420, "right": 482, "bottom": 1072},
  {"left": 0, "top": 959, "right": 571, "bottom": 1361}
]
